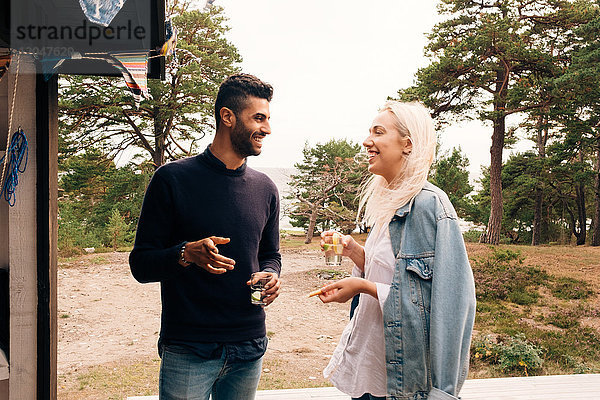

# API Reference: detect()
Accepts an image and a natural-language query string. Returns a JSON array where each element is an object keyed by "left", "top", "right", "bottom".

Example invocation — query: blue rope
[{"left": 0, "top": 128, "right": 28, "bottom": 206}]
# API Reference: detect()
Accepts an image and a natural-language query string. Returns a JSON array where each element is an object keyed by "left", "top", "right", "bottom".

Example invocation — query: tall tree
[
  {"left": 429, "top": 147, "right": 474, "bottom": 218},
  {"left": 545, "top": 119, "right": 595, "bottom": 245},
  {"left": 397, "top": 0, "right": 586, "bottom": 244},
  {"left": 517, "top": 0, "right": 598, "bottom": 245},
  {"left": 59, "top": 147, "right": 151, "bottom": 250},
  {"left": 59, "top": 6, "right": 241, "bottom": 167},
  {"left": 287, "top": 139, "right": 367, "bottom": 243},
  {"left": 555, "top": 6, "right": 600, "bottom": 245}
]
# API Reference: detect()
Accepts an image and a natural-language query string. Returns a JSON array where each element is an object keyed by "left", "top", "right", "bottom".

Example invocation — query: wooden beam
[
  {"left": 0, "top": 74, "right": 8, "bottom": 271},
  {"left": 7, "top": 55, "right": 37, "bottom": 400},
  {"left": 35, "top": 73, "right": 57, "bottom": 400}
]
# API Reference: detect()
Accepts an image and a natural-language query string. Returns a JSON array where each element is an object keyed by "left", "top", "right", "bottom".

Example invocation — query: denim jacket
[{"left": 383, "top": 182, "right": 476, "bottom": 400}]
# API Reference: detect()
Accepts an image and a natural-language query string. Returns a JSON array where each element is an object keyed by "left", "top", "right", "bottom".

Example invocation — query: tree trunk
[
  {"left": 305, "top": 206, "right": 319, "bottom": 244},
  {"left": 575, "top": 150, "right": 587, "bottom": 245},
  {"left": 481, "top": 109, "right": 506, "bottom": 244},
  {"left": 532, "top": 114, "right": 548, "bottom": 246},
  {"left": 481, "top": 66, "right": 508, "bottom": 245},
  {"left": 153, "top": 107, "right": 166, "bottom": 168},
  {"left": 592, "top": 134, "right": 600, "bottom": 246},
  {"left": 532, "top": 185, "right": 543, "bottom": 245},
  {"left": 480, "top": 116, "right": 504, "bottom": 245}
]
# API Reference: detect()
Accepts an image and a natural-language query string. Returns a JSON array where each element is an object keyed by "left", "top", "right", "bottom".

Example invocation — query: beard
[{"left": 230, "top": 119, "right": 261, "bottom": 158}]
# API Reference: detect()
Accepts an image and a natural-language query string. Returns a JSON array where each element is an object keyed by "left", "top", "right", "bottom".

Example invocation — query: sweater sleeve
[
  {"left": 129, "top": 171, "right": 187, "bottom": 283},
  {"left": 258, "top": 190, "right": 281, "bottom": 276}
]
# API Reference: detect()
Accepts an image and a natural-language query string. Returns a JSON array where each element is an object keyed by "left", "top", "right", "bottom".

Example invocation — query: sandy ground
[
  {"left": 57, "top": 243, "right": 600, "bottom": 397},
  {"left": 57, "top": 249, "right": 353, "bottom": 390}
]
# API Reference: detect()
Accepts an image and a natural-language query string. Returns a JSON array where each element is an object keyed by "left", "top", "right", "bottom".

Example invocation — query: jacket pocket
[{"left": 405, "top": 257, "right": 433, "bottom": 309}]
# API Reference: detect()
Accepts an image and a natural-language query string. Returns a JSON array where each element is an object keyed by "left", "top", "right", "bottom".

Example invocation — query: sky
[{"left": 191, "top": 0, "right": 534, "bottom": 181}]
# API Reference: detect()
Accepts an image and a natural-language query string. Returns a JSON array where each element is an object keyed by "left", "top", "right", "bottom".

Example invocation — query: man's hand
[
  {"left": 182, "top": 236, "right": 236, "bottom": 274},
  {"left": 247, "top": 272, "right": 281, "bottom": 306}
]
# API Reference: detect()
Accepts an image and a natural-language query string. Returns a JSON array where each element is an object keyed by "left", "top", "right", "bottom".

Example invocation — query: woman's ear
[
  {"left": 219, "top": 107, "right": 236, "bottom": 128},
  {"left": 404, "top": 137, "right": 413, "bottom": 155}
]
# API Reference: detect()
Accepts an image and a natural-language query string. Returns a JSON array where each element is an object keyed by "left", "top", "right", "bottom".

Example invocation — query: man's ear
[{"left": 220, "top": 107, "right": 236, "bottom": 128}]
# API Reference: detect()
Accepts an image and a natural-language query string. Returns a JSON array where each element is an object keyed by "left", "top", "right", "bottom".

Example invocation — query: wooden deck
[{"left": 127, "top": 373, "right": 600, "bottom": 399}]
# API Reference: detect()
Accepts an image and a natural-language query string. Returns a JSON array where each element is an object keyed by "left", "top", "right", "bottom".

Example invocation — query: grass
[
  {"left": 258, "top": 358, "right": 330, "bottom": 391},
  {"left": 58, "top": 359, "right": 160, "bottom": 400},
  {"left": 469, "top": 245, "right": 600, "bottom": 377},
  {"left": 56, "top": 240, "right": 600, "bottom": 397}
]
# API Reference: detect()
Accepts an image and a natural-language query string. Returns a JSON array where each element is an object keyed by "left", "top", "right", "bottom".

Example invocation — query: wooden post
[
  {"left": 0, "top": 60, "right": 8, "bottom": 400},
  {"left": 0, "top": 56, "right": 58, "bottom": 400},
  {"left": 35, "top": 73, "right": 58, "bottom": 400},
  {"left": 7, "top": 55, "right": 38, "bottom": 400}
]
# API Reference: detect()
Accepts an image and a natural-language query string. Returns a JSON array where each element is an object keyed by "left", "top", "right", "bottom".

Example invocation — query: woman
[{"left": 319, "top": 101, "right": 476, "bottom": 400}]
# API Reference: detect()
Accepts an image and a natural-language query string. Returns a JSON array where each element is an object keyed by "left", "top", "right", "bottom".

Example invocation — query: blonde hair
[{"left": 358, "top": 101, "right": 436, "bottom": 228}]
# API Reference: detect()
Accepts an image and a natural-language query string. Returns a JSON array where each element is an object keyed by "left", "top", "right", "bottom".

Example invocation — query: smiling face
[
  {"left": 230, "top": 96, "right": 271, "bottom": 158},
  {"left": 363, "top": 110, "right": 412, "bottom": 183}
]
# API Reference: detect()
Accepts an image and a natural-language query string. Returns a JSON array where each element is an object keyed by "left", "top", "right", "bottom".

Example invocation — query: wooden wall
[
  {"left": 7, "top": 55, "right": 39, "bottom": 400},
  {"left": 0, "top": 67, "right": 8, "bottom": 271},
  {"left": 0, "top": 54, "right": 57, "bottom": 400}
]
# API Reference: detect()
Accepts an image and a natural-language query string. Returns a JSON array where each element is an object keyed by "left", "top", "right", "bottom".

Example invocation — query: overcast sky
[{"left": 195, "top": 0, "right": 533, "bottom": 180}]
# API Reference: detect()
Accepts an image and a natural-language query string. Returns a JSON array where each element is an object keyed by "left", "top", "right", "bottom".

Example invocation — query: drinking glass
[
  {"left": 250, "top": 271, "right": 272, "bottom": 305},
  {"left": 323, "top": 233, "right": 343, "bottom": 267}
]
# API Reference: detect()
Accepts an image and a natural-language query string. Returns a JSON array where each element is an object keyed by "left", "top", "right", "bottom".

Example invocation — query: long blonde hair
[{"left": 358, "top": 101, "right": 436, "bottom": 228}]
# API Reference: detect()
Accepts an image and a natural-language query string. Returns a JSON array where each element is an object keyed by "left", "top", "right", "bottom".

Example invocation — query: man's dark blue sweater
[{"left": 129, "top": 147, "right": 281, "bottom": 347}]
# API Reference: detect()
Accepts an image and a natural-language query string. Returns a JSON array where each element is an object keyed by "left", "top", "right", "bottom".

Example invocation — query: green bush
[
  {"left": 497, "top": 333, "right": 544, "bottom": 375},
  {"left": 471, "top": 334, "right": 500, "bottom": 364},
  {"left": 472, "top": 247, "right": 548, "bottom": 305},
  {"left": 472, "top": 333, "right": 544, "bottom": 376},
  {"left": 547, "top": 312, "right": 579, "bottom": 329},
  {"left": 508, "top": 289, "right": 539, "bottom": 306},
  {"left": 551, "top": 277, "right": 595, "bottom": 300},
  {"left": 463, "top": 229, "right": 483, "bottom": 243}
]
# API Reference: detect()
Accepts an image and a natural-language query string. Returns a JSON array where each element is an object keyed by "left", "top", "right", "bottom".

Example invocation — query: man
[{"left": 129, "top": 73, "right": 281, "bottom": 400}]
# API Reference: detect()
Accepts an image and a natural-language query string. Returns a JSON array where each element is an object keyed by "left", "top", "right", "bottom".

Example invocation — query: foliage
[
  {"left": 107, "top": 208, "right": 129, "bottom": 250},
  {"left": 58, "top": 6, "right": 241, "bottom": 167},
  {"left": 471, "top": 244, "right": 600, "bottom": 376},
  {"left": 500, "top": 153, "right": 537, "bottom": 239},
  {"left": 58, "top": 200, "right": 104, "bottom": 256},
  {"left": 468, "top": 144, "right": 596, "bottom": 245},
  {"left": 471, "top": 247, "right": 547, "bottom": 305},
  {"left": 397, "top": 0, "right": 555, "bottom": 244},
  {"left": 472, "top": 333, "right": 544, "bottom": 376},
  {"left": 551, "top": 276, "right": 595, "bottom": 300},
  {"left": 398, "top": 0, "right": 599, "bottom": 245},
  {"left": 547, "top": 310, "right": 580, "bottom": 329},
  {"left": 57, "top": 148, "right": 151, "bottom": 255},
  {"left": 286, "top": 139, "right": 368, "bottom": 242},
  {"left": 429, "top": 147, "right": 474, "bottom": 218},
  {"left": 497, "top": 334, "right": 544, "bottom": 375},
  {"left": 462, "top": 229, "right": 483, "bottom": 243}
]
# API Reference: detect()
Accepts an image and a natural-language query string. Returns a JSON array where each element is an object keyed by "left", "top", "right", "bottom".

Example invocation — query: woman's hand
[
  {"left": 320, "top": 231, "right": 366, "bottom": 271},
  {"left": 318, "top": 277, "right": 377, "bottom": 303}
]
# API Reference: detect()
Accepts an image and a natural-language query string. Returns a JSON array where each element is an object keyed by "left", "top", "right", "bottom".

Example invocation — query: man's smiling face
[{"left": 230, "top": 96, "right": 271, "bottom": 158}]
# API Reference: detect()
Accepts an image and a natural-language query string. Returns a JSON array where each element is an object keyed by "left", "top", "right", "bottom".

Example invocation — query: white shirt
[{"left": 323, "top": 225, "right": 396, "bottom": 397}]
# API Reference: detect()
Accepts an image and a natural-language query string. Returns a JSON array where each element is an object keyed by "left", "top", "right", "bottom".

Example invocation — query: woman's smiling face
[{"left": 363, "top": 110, "right": 412, "bottom": 183}]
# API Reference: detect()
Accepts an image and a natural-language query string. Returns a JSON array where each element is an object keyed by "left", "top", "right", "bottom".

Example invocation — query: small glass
[
  {"left": 250, "top": 272, "right": 272, "bottom": 306},
  {"left": 323, "top": 243, "right": 343, "bottom": 267}
]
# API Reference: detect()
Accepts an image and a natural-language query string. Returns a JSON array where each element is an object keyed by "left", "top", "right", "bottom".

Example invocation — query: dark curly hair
[{"left": 214, "top": 73, "right": 273, "bottom": 129}]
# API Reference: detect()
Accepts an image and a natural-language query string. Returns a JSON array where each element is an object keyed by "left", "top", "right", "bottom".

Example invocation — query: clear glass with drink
[
  {"left": 250, "top": 271, "right": 272, "bottom": 305},
  {"left": 323, "top": 232, "right": 343, "bottom": 267}
]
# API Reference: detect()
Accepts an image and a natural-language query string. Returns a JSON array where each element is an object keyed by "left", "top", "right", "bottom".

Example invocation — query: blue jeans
[{"left": 159, "top": 344, "right": 263, "bottom": 400}]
